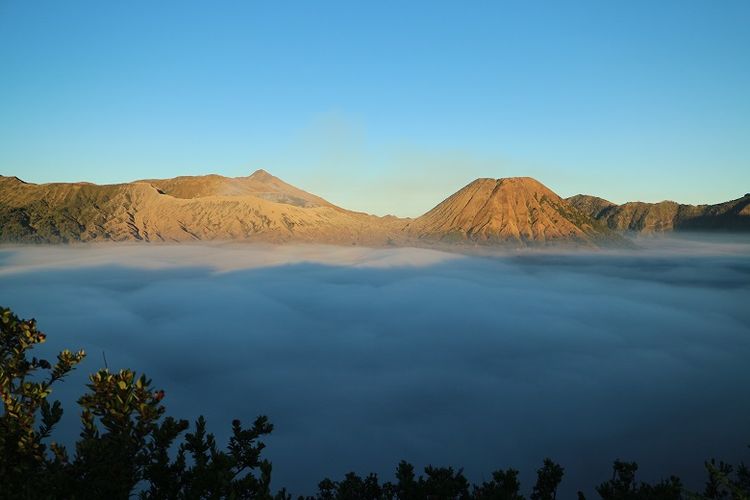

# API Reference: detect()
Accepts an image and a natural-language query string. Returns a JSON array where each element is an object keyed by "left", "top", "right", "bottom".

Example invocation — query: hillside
[
  {"left": 568, "top": 193, "right": 750, "bottom": 233},
  {"left": 0, "top": 172, "right": 402, "bottom": 245},
  {"left": 140, "top": 169, "right": 332, "bottom": 208},
  {"left": 403, "top": 177, "right": 624, "bottom": 247}
]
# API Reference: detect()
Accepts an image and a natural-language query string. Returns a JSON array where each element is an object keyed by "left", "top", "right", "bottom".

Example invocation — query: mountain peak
[
  {"left": 497, "top": 176, "right": 555, "bottom": 192},
  {"left": 498, "top": 176, "right": 542, "bottom": 184},
  {"left": 469, "top": 176, "right": 555, "bottom": 194},
  {"left": 405, "top": 176, "right": 619, "bottom": 247},
  {"left": 248, "top": 169, "right": 274, "bottom": 181},
  {"left": 0, "top": 175, "right": 28, "bottom": 185},
  {"left": 137, "top": 169, "right": 332, "bottom": 208}
]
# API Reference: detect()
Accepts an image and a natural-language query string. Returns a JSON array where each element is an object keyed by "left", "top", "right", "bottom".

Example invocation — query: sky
[
  {"left": 0, "top": 0, "right": 748, "bottom": 216},
  {"left": 1, "top": 239, "right": 749, "bottom": 496}
]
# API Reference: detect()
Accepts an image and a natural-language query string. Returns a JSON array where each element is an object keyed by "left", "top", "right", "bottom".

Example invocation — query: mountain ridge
[
  {"left": 138, "top": 169, "right": 334, "bottom": 209},
  {"left": 567, "top": 193, "right": 750, "bottom": 233},
  {"left": 0, "top": 172, "right": 402, "bottom": 245},
  {"left": 1, "top": 172, "right": 747, "bottom": 247}
]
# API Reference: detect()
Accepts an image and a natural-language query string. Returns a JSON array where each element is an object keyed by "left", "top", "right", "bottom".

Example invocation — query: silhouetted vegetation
[{"left": 1, "top": 306, "right": 748, "bottom": 499}]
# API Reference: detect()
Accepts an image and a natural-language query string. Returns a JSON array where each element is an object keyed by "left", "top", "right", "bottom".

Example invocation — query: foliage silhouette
[
  {"left": 530, "top": 459, "right": 564, "bottom": 500},
  {"left": 592, "top": 460, "right": 682, "bottom": 499},
  {"left": 1, "top": 306, "right": 273, "bottom": 499}
]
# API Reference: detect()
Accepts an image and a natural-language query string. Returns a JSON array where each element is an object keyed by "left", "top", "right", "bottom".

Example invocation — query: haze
[{"left": 1, "top": 236, "right": 748, "bottom": 497}]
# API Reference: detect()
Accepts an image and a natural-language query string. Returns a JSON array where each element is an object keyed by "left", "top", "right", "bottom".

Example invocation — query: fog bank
[{"left": 1, "top": 238, "right": 749, "bottom": 496}]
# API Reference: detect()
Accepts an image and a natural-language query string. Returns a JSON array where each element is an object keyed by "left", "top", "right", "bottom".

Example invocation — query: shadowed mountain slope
[
  {"left": 566, "top": 194, "right": 616, "bottom": 220},
  {"left": 568, "top": 193, "right": 750, "bottom": 233}
]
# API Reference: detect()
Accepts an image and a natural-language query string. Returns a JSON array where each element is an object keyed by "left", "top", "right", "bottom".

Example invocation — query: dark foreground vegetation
[{"left": 1, "top": 306, "right": 748, "bottom": 499}]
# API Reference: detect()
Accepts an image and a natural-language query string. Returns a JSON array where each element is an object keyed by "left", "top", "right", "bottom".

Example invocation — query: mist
[{"left": 1, "top": 237, "right": 749, "bottom": 497}]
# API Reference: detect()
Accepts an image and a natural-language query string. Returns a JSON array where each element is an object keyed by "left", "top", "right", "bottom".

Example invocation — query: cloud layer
[{"left": 1, "top": 239, "right": 749, "bottom": 496}]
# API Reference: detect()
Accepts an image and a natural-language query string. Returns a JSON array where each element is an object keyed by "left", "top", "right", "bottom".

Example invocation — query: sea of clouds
[{"left": 1, "top": 236, "right": 749, "bottom": 496}]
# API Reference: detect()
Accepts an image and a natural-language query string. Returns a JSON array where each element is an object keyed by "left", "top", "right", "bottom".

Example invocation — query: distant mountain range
[
  {"left": 567, "top": 193, "right": 750, "bottom": 233},
  {"left": 1, "top": 170, "right": 747, "bottom": 248}
]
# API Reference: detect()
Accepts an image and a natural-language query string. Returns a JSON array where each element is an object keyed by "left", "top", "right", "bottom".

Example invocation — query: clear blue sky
[{"left": 1, "top": 0, "right": 748, "bottom": 216}]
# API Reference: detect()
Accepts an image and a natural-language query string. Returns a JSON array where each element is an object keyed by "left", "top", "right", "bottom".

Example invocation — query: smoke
[{"left": 1, "top": 237, "right": 749, "bottom": 496}]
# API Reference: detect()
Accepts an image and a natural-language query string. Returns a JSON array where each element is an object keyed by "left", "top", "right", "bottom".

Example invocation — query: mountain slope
[
  {"left": 0, "top": 173, "right": 402, "bottom": 244},
  {"left": 565, "top": 194, "right": 616, "bottom": 220},
  {"left": 567, "top": 194, "right": 750, "bottom": 233},
  {"left": 3, "top": 172, "right": 745, "bottom": 247},
  {"left": 403, "top": 177, "right": 624, "bottom": 247},
  {"left": 141, "top": 169, "right": 332, "bottom": 208}
]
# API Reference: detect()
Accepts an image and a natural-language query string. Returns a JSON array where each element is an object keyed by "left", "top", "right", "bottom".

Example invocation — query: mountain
[
  {"left": 140, "top": 169, "right": 332, "bottom": 208},
  {"left": 0, "top": 171, "right": 402, "bottom": 244},
  {"left": 2, "top": 171, "right": 745, "bottom": 247},
  {"left": 403, "top": 177, "right": 625, "bottom": 247},
  {"left": 565, "top": 194, "right": 616, "bottom": 220},
  {"left": 567, "top": 193, "right": 750, "bottom": 233}
]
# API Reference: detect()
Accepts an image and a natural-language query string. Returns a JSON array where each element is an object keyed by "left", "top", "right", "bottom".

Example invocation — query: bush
[{"left": 1, "top": 306, "right": 273, "bottom": 499}]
